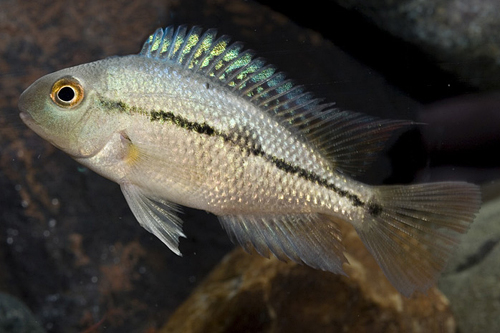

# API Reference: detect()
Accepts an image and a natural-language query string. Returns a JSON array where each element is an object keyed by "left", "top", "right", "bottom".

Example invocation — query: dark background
[{"left": 0, "top": 0, "right": 498, "bottom": 332}]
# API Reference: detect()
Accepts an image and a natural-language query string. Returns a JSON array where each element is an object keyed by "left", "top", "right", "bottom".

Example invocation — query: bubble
[{"left": 48, "top": 218, "right": 57, "bottom": 228}]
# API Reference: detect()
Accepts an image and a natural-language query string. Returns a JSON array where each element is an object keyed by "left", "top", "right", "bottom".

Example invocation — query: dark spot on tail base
[{"left": 368, "top": 202, "right": 383, "bottom": 216}]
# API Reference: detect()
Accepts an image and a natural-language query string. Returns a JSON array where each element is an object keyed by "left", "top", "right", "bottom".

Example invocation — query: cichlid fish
[{"left": 18, "top": 26, "right": 480, "bottom": 296}]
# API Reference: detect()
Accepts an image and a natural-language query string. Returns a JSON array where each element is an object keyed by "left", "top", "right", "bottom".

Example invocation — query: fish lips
[
  {"left": 18, "top": 89, "right": 32, "bottom": 118},
  {"left": 19, "top": 110, "right": 33, "bottom": 123},
  {"left": 18, "top": 88, "right": 45, "bottom": 136}
]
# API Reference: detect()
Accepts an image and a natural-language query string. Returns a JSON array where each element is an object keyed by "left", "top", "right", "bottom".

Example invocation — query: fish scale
[{"left": 19, "top": 25, "right": 481, "bottom": 297}]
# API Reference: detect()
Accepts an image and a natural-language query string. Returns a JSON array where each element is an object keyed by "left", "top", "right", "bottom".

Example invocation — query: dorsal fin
[{"left": 139, "top": 26, "right": 412, "bottom": 176}]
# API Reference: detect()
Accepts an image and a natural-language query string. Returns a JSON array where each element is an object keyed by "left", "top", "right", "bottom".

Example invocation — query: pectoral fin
[
  {"left": 218, "top": 213, "right": 348, "bottom": 275},
  {"left": 121, "top": 183, "right": 185, "bottom": 255}
]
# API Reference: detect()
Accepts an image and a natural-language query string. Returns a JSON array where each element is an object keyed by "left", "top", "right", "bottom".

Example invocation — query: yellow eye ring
[{"left": 50, "top": 76, "right": 84, "bottom": 108}]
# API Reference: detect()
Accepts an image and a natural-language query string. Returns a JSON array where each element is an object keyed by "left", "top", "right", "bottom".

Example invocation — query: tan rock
[{"left": 161, "top": 224, "right": 456, "bottom": 333}]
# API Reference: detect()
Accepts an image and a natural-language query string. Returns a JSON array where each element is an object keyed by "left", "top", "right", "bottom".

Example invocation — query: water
[{"left": 1, "top": 0, "right": 498, "bottom": 332}]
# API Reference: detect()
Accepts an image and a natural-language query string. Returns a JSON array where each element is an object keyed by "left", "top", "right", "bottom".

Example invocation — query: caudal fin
[{"left": 354, "top": 182, "right": 481, "bottom": 297}]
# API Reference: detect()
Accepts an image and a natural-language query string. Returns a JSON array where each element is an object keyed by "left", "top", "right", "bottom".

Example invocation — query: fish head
[{"left": 19, "top": 62, "right": 120, "bottom": 159}]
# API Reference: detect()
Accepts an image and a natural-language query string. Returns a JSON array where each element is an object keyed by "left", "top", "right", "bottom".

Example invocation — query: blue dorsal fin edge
[{"left": 139, "top": 25, "right": 414, "bottom": 176}]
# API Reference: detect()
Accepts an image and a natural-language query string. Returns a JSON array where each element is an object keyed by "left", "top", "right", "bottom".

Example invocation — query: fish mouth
[
  {"left": 18, "top": 89, "right": 35, "bottom": 125},
  {"left": 18, "top": 110, "right": 46, "bottom": 140},
  {"left": 19, "top": 111, "right": 33, "bottom": 123},
  {"left": 19, "top": 111, "right": 38, "bottom": 131}
]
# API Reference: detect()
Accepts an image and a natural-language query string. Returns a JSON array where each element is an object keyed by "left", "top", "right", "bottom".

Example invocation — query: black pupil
[{"left": 58, "top": 86, "right": 75, "bottom": 102}]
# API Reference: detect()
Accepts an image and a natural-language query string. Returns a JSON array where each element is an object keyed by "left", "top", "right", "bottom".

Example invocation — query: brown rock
[
  {"left": 438, "top": 184, "right": 500, "bottom": 333},
  {"left": 161, "top": 224, "right": 456, "bottom": 333}
]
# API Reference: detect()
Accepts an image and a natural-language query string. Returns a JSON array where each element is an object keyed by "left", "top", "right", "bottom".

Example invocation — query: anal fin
[
  {"left": 121, "top": 183, "right": 185, "bottom": 255},
  {"left": 218, "top": 213, "right": 348, "bottom": 275}
]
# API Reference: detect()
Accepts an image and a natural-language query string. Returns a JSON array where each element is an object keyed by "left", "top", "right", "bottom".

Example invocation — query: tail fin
[{"left": 354, "top": 182, "right": 481, "bottom": 297}]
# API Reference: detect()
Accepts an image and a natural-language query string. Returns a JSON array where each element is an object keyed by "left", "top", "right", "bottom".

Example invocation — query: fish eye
[{"left": 50, "top": 76, "right": 84, "bottom": 108}]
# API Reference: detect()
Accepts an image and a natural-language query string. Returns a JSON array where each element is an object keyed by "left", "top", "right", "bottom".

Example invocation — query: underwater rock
[
  {"left": 6, "top": 0, "right": 494, "bottom": 331},
  {"left": 161, "top": 224, "right": 456, "bottom": 333},
  {"left": 329, "top": 0, "right": 500, "bottom": 91},
  {"left": 438, "top": 182, "right": 500, "bottom": 333},
  {"left": 0, "top": 293, "right": 46, "bottom": 333}
]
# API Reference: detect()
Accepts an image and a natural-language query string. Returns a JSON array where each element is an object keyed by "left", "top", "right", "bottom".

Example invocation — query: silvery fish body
[{"left": 18, "top": 26, "right": 481, "bottom": 296}]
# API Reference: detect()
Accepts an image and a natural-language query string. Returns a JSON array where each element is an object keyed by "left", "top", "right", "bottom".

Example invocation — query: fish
[{"left": 18, "top": 25, "right": 481, "bottom": 296}]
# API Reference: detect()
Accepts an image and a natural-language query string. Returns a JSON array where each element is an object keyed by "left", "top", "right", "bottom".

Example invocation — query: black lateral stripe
[
  {"left": 106, "top": 99, "right": 381, "bottom": 216},
  {"left": 150, "top": 110, "right": 215, "bottom": 136},
  {"left": 148, "top": 109, "right": 383, "bottom": 215}
]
